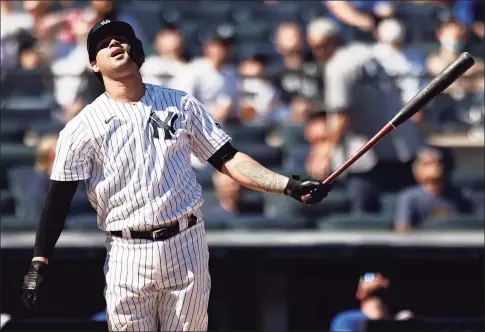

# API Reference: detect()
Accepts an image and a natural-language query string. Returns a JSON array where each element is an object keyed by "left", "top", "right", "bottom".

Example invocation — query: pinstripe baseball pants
[{"left": 103, "top": 219, "right": 211, "bottom": 331}]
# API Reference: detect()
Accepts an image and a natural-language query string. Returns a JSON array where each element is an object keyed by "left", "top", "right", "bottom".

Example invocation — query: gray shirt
[{"left": 324, "top": 43, "right": 424, "bottom": 173}]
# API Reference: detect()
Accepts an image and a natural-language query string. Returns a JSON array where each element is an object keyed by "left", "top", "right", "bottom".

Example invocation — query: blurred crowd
[{"left": 1, "top": 0, "right": 484, "bottom": 232}]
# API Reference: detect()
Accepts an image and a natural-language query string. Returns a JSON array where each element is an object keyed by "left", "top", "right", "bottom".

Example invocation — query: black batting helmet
[{"left": 87, "top": 20, "right": 145, "bottom": 81}]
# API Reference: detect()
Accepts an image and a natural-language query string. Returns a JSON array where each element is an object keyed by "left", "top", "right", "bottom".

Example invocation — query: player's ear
[{"left": 91, "top": 61, "right": 100, "bottom": 73}]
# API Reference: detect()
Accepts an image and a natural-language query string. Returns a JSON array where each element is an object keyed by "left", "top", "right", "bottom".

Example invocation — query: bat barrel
[{"left": 390, "top": 52, "right": 475, "bottom": 127}]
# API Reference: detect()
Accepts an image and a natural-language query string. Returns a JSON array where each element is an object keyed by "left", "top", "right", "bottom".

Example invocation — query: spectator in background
[
  {"left": 58, "top": 0, "right": 146, "bottom": 55},
  {"left": 9, "top": 134, "right": 91, "bottom": 221},
  {"left": 330, "top": 273, "right": 413, "bottom": 332},
  {"left": 203, "top": 171, "right": 261, "bottom": 222},
  {"left": 1, "top": 0, "right": 35, "bottom": 69},
  {"left": 285, "top": 96, "right": 313, "bottom": 126},
  {"left": 238, "top": 55, "right": 284, "bottom": 125},
  {"left": 394, "top": 147, "right": 474, "bottom": 232},
  {"left": 325, "top": 1, "right": 395, "bottom": 41},
  {"left": 141, "top": 27, "right": 188, "bottom": 87},
  {"left": 310, "top": 17, "right": 424, "bottom": 213},
  {"left": 9, "top": 135, "right": 58, "bottom": 220},
  {"left": 50, "top": 12, "right": 93, "bottom": 108},
  {"left": 427, "top": 19, "right": 484, "bottom": 99},
  {"left": 171, "top": 35, "right": 240, "bottom": 123},
  {"left": 372, "top": 19, "right": 427, "bottom": 122},
  {"left": 272, "top": 22, "right": 324, "bottom": 108}
]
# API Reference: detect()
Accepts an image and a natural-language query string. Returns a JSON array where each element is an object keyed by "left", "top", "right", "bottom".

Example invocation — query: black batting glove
[
  {"left": 284, "top": 174, "right": 334, "bottom": 205},
  {"left": 22, "top": 261, "right": 47, "bottom": 309}
]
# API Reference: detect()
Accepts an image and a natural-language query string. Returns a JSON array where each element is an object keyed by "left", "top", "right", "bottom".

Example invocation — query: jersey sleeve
[
  {"left": 324, "top": 57, "right": 353, "bottom": 113},
  {"left": 50, "top": 118, "right": 93, "bottom": 181},
  {"left": 183, "top": 94, "right": 232, "bottom": 163}
]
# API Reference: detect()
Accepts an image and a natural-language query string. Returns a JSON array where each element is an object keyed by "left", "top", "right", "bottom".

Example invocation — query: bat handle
[{"left": 321, "top": 123, "right": 396, "bottom": 185}]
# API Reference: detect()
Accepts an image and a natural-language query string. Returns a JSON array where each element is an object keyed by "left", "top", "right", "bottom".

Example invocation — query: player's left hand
[
  {"left": 284, "top": 174, "right": 334, "bottom": 205},
  {"left": 21, "top": 261, "right": 46, "bottom": 309}
]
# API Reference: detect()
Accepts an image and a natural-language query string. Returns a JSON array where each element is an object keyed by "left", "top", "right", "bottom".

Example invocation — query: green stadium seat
[
  {"left": 0, "top": 143, "right": 36, "bottom": 189},
  {"left": 379, "top": 193, "right": 397, "bottom": 218},
  {"left": 264, "top": 190, "right": 350, "bottom": 225},
  {"left": 65, "top": 213, "right": 98, "bottom": 230},
  {"left": 229, "top": 215, "right": 309, "bottom": 230},
  {"left": 278, "top": 125, "right": 307, "bottom": 147},
  {"left": 418, "top": 215, "right": 484, "bottom": 231},
  {"left": 451, "top": 169, "right": 484, "bottom": 191},
  {"left": 316, "top": 213, "right": 394, "bottom": 231},
  {"left": 0, "top": 214, "right": 38, "bottom": 232},
  {"left": 223, "top": 124, "right": 268, "bottom": 143},
  {"left": 0, "top": 190, "right": 14, "bottom": 215},
  {"left": 233, "top": 22, "right": 270, "bottom": 42}
]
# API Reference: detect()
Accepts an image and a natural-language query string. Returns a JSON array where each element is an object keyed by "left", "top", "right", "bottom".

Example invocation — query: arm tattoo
[{"left": 233, "top": 160, "right": 288, "bottom": 194}]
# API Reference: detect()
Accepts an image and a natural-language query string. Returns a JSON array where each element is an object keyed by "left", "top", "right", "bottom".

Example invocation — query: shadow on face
[{"left": 413, "top": 149, "right": 445, "bottom": 184}]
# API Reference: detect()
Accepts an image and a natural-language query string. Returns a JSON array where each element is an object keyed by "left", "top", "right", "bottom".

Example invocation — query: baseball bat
[{"left": 322, "top": 52, "right": 475, "bottom": 185}]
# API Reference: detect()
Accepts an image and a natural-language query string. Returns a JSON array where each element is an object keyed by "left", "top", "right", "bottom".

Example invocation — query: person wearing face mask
[
  {"left": 427, "top": 19, "right": 484, "bottom": 99},
  {"left": 238, "top": 55, "right": 284, "bottom": 125}
]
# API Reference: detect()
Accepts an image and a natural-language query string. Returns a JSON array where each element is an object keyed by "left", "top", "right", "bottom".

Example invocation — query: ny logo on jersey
[{"left": 149, "top": 111, "right": 178, "bottom": 140}]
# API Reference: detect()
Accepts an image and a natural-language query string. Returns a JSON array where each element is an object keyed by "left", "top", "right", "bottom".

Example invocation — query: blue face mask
[{"left": 440, "top": 39, "right": 465, "bottom": 52}]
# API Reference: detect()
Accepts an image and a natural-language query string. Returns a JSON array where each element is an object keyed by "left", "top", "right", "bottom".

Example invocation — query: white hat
[
  {"left": 377, "top": 19, "right": 405, "bottom": 44},
  {"left": 307, "top": 18, "right": 339, "bottom": 39}
]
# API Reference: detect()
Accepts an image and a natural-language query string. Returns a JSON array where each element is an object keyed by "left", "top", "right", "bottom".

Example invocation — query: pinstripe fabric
[
  {"left": 104, "top": 219, "right": 210, "bottom": 331},
  {"left": 50, "top": 83, "right": 229, "bottom": 331},
  {"left": 50, "top": 83, "right": 231, "bottom": 231}
]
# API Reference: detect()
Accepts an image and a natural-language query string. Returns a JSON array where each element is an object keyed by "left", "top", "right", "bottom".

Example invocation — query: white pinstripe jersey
[{"left": 50, "top": 83, "right": 231, "bottom": 232}]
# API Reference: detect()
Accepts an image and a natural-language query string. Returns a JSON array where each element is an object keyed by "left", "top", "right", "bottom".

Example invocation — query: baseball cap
[{"left": 87, "top": 20, "right": 137, "bottom": 63}]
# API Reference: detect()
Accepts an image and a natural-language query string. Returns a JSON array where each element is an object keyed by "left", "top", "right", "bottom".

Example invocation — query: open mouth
[{"left": 110, "top": 48, "right": 124, "bottom": 57}]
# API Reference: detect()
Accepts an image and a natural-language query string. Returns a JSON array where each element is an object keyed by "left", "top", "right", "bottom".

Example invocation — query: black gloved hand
[
  {"left": 284, "top": 174, "right": 334, "bottom": 205},
  {"left": 21, "top": 261, "right": 47, "bottom": 309}
]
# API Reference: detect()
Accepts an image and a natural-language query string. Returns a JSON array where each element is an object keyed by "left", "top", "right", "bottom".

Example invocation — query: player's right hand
[
  {"left": 284, "top": 174, "right": 334, "bottom": 205},
  {"left": 21, "top": 261, "right": 46, "bottom": 308}
]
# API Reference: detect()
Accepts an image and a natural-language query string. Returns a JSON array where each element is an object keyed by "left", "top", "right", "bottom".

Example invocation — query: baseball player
[{"left": 21, "top": 20, "right": 333, "bottom": 331}]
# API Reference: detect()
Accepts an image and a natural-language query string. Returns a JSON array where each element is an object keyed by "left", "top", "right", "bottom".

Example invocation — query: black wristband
[
  {"left": 29, "top": 261, "right": 47, "bottom": 273},
  {"left": 284, "top": 178, "right": 299, "bottom": 197}
]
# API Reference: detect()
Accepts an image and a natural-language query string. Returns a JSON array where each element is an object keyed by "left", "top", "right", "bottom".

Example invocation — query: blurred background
[{"left": 0, "top": 0, "right": 484, "bottom": 331}]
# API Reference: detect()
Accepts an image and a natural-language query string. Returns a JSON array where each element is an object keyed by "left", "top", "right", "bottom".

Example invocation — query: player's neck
[{"left": 104, "top": 73, "right": 146, "bottom": 104}]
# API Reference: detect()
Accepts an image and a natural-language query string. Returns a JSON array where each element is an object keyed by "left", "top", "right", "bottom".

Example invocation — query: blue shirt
[
  {"left": 330, "top": 309, "right": 368, "bottom": 332},
  {"left": 395, "top": 184, "right": 473, "bottom": 228}
]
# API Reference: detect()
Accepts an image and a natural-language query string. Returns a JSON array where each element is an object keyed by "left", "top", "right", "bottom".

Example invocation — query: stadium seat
[
  {"left": 194, "top": 167, "right": 214, "bottom": 189},
  {"left": 0, "top": 69, "right": 52, "bottom": 99},
  {"left": 451, "top": 169, "right": 484, "bottom": 191},
  {"left": 0, "top": 214, "right": 38, "bottom": 232},
  {"left": 231, "top": 143, "right": 283, "bottom": 168},
  {"left": 0, "top": 190, "right": 15, "bottom": 216},
  {"left": 379, "top": 193, "right": 397, "bottom": 218},
  {"left": 316, "top": 214, "right": 394, "bottom": 231},
  {"left": 278, "top": 125, "right": 307, "bottom": 147},
  {"left": 228, "top": 214, "right": 309, "bottom": 230},
  {"left": 264, "top": 189, "right": 350, "bottom": 226},
  {"left": 223, "top": 124, "right": 268, "bottom": 143},
  {"left": 0, "top": 144, "right": 36, "bottom": 189},
  {"left": 418, "top": 215, "right": 484, "bottom": 231},
  {"left": 66, "top": 213, "right": 98, "bottom": 230},
  {"left": 233, "top": 22, "right": 270, "bottom": 43},
  {"left": 0, "top": 120, "right": 25, "bottom": 143}
]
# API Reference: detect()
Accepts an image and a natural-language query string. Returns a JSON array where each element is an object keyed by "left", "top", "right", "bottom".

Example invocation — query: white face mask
[{"left": 439, "top": 38, "right": 465, "bottom": 52}]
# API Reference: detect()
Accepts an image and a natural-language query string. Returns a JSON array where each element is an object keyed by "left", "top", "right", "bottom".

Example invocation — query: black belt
[{"left": 109, "top": 214, "right": 198, "bottom": 241}]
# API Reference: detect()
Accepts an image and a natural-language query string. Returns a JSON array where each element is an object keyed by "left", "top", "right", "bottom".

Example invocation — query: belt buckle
[{"left": 151, "top": 228, "right": 165, "bottom": 240}]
